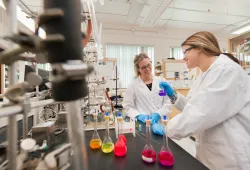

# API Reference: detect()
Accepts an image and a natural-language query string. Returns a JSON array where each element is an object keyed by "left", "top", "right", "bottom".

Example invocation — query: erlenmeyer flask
[
  {"left": 89, "top": 113, "right": 102, "bottom": 149},
  {"left": 158, "top": 115, "right": 174, "bottom": 166},
  {"left": 101, "top": 112, "right": 114, "bottom": 153},
  {"left": 141, "top": 119, "right": 156, "bottom": 163},
  {"left": 114, "top": 112, "right": 127, "bottom": 156}
]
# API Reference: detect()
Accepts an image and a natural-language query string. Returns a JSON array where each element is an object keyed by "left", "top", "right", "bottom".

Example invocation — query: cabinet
[
  {"left": 228, "top": 31, "right": 250, "bottom": 73},
  {"left": 162, "top": 59, "right": 200, "bottom": 89}
]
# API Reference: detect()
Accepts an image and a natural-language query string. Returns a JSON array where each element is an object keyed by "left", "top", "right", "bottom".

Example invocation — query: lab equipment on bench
[
  {"left": 101, "top": 112, "right": 114, "bottom": 153},
  {"left": 31, "top": 121, "right": 56, "bottom": 149},
  {"left": 36, "top": 143, "right": 71, "bottom": 170},
  {"left": 89, "top": 112, "right": 102, "bottom": 149},
  {"left": 114, "top": 112, "right": 127, "bottom": 156},
  {"left": 115, "top": 114, "right": 136, "bottom": 139},
  {"left": 158, "top": 115, "right": 174, "bottom": 166},
  {"left": 141, "top": 119, "right": 156, "bottom": 163}
]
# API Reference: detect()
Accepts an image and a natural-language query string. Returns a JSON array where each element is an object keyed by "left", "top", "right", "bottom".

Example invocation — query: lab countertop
[
  {"left": 0, "top": 123, "right": 208, "bottom": 170},
  {"left": 84, "top": 123, "right": 208, "bottom": 170}
]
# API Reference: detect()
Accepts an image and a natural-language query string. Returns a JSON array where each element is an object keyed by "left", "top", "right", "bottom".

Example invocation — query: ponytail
[
  {"left": 181, "top": 31, "right": 240, "bottom": 65},
  {"left": 221, "top": 53, "right": 240, "bottom": 65}
]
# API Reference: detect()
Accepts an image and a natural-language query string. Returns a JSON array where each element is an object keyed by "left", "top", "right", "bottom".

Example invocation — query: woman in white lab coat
[
  {"left": 122, "top": 53, "right": 172, "bottom": 130},
  {"left": 160, "top": 31, "right": 250, "bottom": 170}
]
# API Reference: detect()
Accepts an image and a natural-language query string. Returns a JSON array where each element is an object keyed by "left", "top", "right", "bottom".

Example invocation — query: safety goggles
[
  {"left": 183, "top": 46, "right": 195, "bottom": 55},
  {"left": 140, "top": 63, "right": 152, "bottom": 70}
]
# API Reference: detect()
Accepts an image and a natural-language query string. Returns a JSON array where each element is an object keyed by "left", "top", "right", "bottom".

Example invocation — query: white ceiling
[{"left": 20, "top": 0, "right": 250, "bottom": 36}]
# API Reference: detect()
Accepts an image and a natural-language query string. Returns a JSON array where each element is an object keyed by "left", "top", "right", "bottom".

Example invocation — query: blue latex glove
[
  {"left": 152, "top": 123, "right": 165, "bottom": 136},
  {"left": 159, "top": 81, "right": 175, "bottom": 97},
  {"left": 150, "top": 113, "right": 161, "bottom": 125},
  {"left": 136, "top": 114, "right": 149, "bottom": 123}
]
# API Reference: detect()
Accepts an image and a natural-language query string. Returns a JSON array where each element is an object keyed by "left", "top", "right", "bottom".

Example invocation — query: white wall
[{"left": 102, "top": 27, "right": 228, "bottom": 63}]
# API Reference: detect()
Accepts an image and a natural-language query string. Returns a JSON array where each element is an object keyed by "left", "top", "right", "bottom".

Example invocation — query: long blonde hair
[
  {"left": 134, "top": 53, "right": 150, "bottom": 77},
  {"left": 182, "top": 31, "right": 239, "bottom": 64}
]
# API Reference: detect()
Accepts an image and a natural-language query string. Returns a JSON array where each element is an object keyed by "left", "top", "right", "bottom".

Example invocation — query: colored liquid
[
  {"left": 158, "top": 151, "right": 174, "bottom": 166},
  {"left": 89, "top": 139, "right": 102, "bottom": 149},
  {"left": 119, "top": 135, "right": 127, "bottom": 144},
  {"left": 159, "top": 90, "right": 166, "bottom": 96},
  {"left": 141, "top": 149, "right": 156, "bottom": 163},
  {"left": 101, "top": 143, "right": 114, "bottom": 153},
  {"left": 114, "top": 141, "right": 127, "bottom": 156}
]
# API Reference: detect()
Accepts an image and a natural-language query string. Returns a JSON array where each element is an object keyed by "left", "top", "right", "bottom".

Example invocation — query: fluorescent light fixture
[
  {"left": 127, "top": 0, "right": 146, "bottom": 24},
  {"left": 232, "top": 23, "right": 250, "bottom": 35},
  {"left": 0, "top": 1, "right": 6, "bottom": 9},
  {"left": 0, "top": 2, "right": 46, "bottom": 38}
]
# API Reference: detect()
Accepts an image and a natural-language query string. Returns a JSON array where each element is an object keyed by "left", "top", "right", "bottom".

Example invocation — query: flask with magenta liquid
[
  {"left": 101, "top": 112, "right": 114, "bottom": 153},
  {"left": 141, "top": 119, "right": 156, "bottom": 163},
  {"left": 114, "top": 112, "right": 127, "bottom": 156},
  {"left": 158, "top": 115, "right": 174, "bottom": 166},
  {"left": 89, "top": 111, "right": 102, "bottom": 149}
]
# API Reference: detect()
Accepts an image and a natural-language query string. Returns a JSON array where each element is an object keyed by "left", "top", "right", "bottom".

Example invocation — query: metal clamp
[{"left": 51, "top": 60, "right": 94, "bottom": 82}]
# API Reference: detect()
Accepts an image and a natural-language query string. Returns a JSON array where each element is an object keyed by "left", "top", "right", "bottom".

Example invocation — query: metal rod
[
  {"left": 115, "top": 65, "right": 118, "bottom": 107},
  {"left": 0, "top": 99, "right": 55, "bottom": 118},
  {"left": 7, "top": 0, "right": 18, "bottom": 168},
  {"left": 0, "top": 105, "right": 23, "bottom": 118},
  {"left": 22, "top": 96, "right": 30, "bottom": 139},
  {"left": 66, "top": 101, "right": 88, "bottom": 170},
  {"left": 30, "top": 99, "right": 55, "bottom": 109},
  {"left": 19, "top": 0, "right": 34, "bottom": 15}
]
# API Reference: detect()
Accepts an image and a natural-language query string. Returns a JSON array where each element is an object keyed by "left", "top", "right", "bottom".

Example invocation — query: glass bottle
[
  {"left": 114, "top": 112, "right": 127, "bottom": 156},
  {"left": 89, "top": 112, "right": 102, "bottom": 149},
  {"left": 141, "top": 119, "right": 156, "bottom": 163},
  {"left": 101, "top": 112, "right": 114, "bottom": 153},
  {"left": 159, "top": 89, "right": 166, "bottom": 96},
  {"left": 158, "top": 115, "right": 174, "bottom": 166}
]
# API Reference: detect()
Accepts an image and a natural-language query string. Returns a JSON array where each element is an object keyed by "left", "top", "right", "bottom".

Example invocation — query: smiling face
[
  {"left": 138, "top": 58, "right": 152, "bottom": 78},
  {"left": 182, "top": 45, "right": 201, "bottom": 69}
]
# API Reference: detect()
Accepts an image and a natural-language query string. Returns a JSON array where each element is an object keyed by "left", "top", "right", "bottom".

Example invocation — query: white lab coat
[
  {"left": 122, "top": 76, "right": 172, "bottom": 119},
  {"left": 167, "top": 54, "right": 250, "bottom": 170}
]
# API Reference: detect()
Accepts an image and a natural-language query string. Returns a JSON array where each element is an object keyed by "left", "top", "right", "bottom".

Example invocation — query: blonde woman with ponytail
[
  {"left": 122, "top": 53, "right": 172, "bottom": 135},
  {"left": 160, "top": 31, "right": 250, "bottom": 170}
]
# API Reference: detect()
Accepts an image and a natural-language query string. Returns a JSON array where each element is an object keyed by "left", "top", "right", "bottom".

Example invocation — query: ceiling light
[
  {"left": 0, "top": 1, "right": 6, "bottom": 9},
  {"left": 232, "top": 23, "right": 250, "bottom": 35}
]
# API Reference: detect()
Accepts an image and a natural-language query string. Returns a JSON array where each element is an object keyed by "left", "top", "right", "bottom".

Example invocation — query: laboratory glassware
[
  {"left": 158, "top": 115, "right": 174, "bottom": 166},
  {"left": 114, "top": 112, "right": 127, "bottom": 156},
  {"left": 141, "top": 119, "right": 156, "bottom": 163},
  {"left": 101, "top": 112, "right": 114, "bottom": 153},
  {"left": 89, "top": 112, "right": 102, "bottom": 149}
]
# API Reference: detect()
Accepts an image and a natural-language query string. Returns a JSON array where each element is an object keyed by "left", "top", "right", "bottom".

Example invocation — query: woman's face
[
  {"left": 182, "top": 45, "right": 201, "bottom": 69},
  {"left": 138, "top": 58, "right": 152, "bottom": 77}
]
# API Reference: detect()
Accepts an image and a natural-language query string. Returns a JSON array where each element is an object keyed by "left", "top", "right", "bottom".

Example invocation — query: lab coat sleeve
[
  {"left": 156, "top": 95, "right": 172, "bottom": 116},
  {"left": 167, "top": 65, "right": 244, "bottom": 140},
  {"left": 122, "top": 84, "right": 140, "bottom": 119},
  {"left": 174, "top": 93, "right": 187, "bottom": 112}
]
